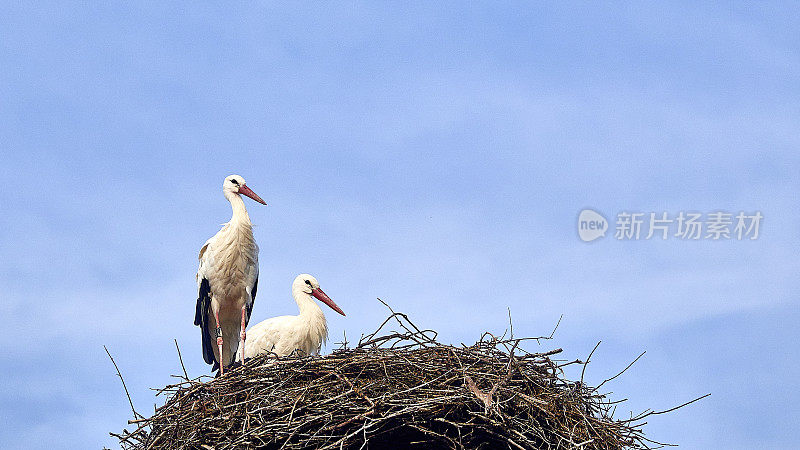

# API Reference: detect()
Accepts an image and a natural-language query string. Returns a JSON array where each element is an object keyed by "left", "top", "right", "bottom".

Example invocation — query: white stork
[
  {"left": 194, "top": 174, "right": 266, "bottom": 375},
  {"left": 236, "top": 274, "right": 345, "bottom": 360}
]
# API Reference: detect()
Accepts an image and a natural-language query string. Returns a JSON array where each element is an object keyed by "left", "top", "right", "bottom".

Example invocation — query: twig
[
  {"left": 581, "top": 341, "right": 602, "bottom": 386},
  {"left": 174, "top": 339, "right": 189, "bottom": 381},
  {"left": 595, "top": 351, "right": 646, "bottom": 392},
  {"left": 549, "top": 314, "right": 563, "bottom": 339},
  {"left": 637, "top": 393, "right": 711, "bottom": 418},
  {"left": 104, "top": 345, "right": 143, "bottom": 420},
  {"left": 507, "top": 307, "right": 514, "bottom": 339}
]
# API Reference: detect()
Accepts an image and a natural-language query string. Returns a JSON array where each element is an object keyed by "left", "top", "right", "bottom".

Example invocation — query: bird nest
[{"left": 113, "top": 306, "right": 685, "bottom": 449}]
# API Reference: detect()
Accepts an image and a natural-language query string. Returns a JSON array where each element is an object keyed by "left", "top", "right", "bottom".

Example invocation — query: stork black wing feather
[
  {"left": 246, "top": 276, "right": 258, "bottom": 326},
  {"left": 195, "top": 277, "right": 216, "bottom": 367}
]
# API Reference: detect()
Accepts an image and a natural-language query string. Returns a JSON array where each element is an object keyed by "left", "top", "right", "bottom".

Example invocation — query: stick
[
  {"left": 104, "top": 345, "right": 143, "bottom": 420},
  {"left": 639, "top": 393, "right": 711, "bottom": 418},
  {"left": 174, "top": 339, "right": 189, "bottom": 381},
  {"left": 549, "top": 314, "right": 563, "bottom": 339},
  {"left": 580, "top": 341, "right": 601, "bottom": 386},
  {"left": 595, "top": 351, "right": 645, "bottom": 392}
]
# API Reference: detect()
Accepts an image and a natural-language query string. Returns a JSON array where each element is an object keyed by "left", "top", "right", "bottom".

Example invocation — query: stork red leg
[
  {"left": 214, "top": 310, "right": 224, "bottom": 376},
  {"left": 240, "top": 306, "right": 247, "bottom": 365}
]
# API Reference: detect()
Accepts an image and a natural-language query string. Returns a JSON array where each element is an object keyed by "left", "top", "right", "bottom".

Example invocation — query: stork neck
[
  {"left": 293, "top": 290, "right": 325, "bottom": 320},
  {"left": 228, "top": 194, "right": 251, "bottom": 225},
  {"left": 291, "top": 287, "right": 330, "bottom": 352}
]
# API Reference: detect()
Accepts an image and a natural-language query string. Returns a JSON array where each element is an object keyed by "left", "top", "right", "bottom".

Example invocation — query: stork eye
[
  {"left": 230, "top": 179, "right": 240, "bottom": 185},
  {"left": 305, "top": 280, "right": 312, "bottom": 286}
]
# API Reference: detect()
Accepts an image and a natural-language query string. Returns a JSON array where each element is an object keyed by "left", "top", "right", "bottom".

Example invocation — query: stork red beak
[
  {"left": 238, "top": 184, "right": 267, "bottom": 205},
  {"left": 311, "top": 287, "right": 346, "bottom": 316}
]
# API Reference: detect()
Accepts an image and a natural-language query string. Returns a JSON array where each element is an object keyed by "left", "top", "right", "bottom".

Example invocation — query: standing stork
[
  {"left": 236, "top": 274, "right": 346, "bottom": 360},
  {"left": 194, "top": 174, "right": 266, "bottom": 375}
]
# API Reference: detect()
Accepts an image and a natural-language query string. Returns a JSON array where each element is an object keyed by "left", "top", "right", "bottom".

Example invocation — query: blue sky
[{"left": 1, "top": 2, "right": 798, "bottom": 449}]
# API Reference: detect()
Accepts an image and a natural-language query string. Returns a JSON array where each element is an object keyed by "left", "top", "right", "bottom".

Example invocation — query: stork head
[
  {"left": 223, "top": 174, "right": 266, "bottom": 205},
  {"left": 293, "top": 274, "right": 346, "bottom": 316}
]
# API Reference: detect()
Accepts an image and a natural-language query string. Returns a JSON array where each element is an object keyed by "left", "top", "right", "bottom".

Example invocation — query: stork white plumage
[
  {"left": 236, "top": 274, "right": 346, "bottom": 360},
  {"left": 194, "top": 174, "right": 266, "bottom": 375}
]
